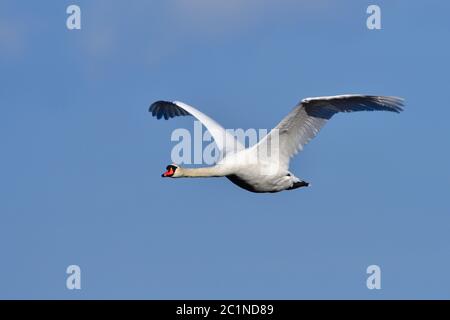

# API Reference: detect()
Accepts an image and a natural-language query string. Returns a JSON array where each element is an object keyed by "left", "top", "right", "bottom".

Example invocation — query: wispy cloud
[
  {"left": 69, "top": 0, "right": 336, "bottom": 80},
  {"left": 164, "top": 0, "right": 335, "bottom": 40},
  {"left": 0, "top": 20, "right": 25, "bottom": 59}
]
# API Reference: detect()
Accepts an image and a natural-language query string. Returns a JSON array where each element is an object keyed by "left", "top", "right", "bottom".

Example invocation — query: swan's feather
[
  {"left": 149, "top": 100, "right": 244, "bottom": 157},
  {"left": 254, "top": 95, "right": 404, "bottom": 171},
  {"left": 149, "top": 101, "right": 190, "bottom": 120}
]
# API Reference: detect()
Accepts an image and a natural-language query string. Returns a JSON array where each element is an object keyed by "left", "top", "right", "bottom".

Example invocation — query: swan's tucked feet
[{"left": 288, "top": 180, "right": 310, "bottom": 190}]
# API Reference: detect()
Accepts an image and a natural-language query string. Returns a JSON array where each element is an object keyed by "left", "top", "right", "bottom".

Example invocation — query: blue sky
[{"left": 1, "top": 0, "right": 449, "bottom": 299}]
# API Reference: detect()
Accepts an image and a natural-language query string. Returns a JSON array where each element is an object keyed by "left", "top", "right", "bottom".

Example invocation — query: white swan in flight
[{"left": 149, "top": 95, "right": 404, "bottom": 193}]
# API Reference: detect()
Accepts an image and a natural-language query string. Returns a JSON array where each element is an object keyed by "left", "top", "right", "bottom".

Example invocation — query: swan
[{"left": 149, "top": 95, "right": 404, "bottom": 193}]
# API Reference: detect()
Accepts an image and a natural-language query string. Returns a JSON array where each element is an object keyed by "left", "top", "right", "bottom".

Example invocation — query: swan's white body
[{"left": 150, "top": 95, "right": 404, "bottom": 193}]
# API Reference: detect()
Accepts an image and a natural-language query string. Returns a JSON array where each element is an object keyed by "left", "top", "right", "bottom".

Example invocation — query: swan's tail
[{"left": 287, "top": 180, "right": 310, "bottom": 190}]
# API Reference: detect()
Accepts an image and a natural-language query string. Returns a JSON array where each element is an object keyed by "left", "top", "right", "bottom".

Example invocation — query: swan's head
[{"left": 161, "top": 164, "right": 180, "bottom": 178}]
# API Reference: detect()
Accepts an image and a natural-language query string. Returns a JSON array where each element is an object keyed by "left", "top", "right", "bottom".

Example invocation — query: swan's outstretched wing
[
  {"left": 149, "top": 100, "right": 244, "bottom": 157},
  {"left": 253, "top": 95, "right": 404, "bottom": 171}
]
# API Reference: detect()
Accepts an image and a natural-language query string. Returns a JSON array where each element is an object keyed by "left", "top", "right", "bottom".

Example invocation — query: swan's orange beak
[{"left": 162, "top": 167, "right": 175, "bottom": 177}]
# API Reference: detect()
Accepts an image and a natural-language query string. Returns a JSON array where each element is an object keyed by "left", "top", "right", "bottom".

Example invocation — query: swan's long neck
[{"left": 179, "top": 165, "right": 229, "bottom": 178}]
